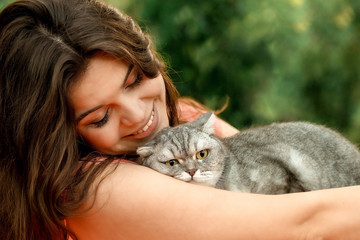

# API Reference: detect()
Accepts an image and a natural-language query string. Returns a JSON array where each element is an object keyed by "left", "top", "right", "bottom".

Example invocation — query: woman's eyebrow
[{"left": 76, "top": 64, "right": 134, "bottom": 124}]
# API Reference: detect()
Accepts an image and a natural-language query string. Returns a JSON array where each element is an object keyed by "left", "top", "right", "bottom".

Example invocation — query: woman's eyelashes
[
  {"left": 91, "top": 109, "right": 109, "bottom": 128},
  {"left": 126, "top": 69, "right": 144, "bottom": 89}
]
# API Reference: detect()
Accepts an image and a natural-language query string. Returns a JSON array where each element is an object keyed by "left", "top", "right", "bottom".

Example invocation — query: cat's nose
[{"left": 187, "top": 169, "right": 196, "bottom": 177}]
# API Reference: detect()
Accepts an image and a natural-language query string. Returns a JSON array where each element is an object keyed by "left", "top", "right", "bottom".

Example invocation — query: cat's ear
[
  {"left": 197, "top": 112, "right": 216, "bottom": 135},
  {"left": 136, "top": 146, "right": 154, "bottom": 158}
]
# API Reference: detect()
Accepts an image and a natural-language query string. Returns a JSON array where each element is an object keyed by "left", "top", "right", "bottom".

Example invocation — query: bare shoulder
[{"left": 215, "top": 117, "right": 240, "bottom": 138}]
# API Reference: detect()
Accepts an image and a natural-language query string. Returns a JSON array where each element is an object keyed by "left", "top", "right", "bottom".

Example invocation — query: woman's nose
[{"left": 118, "top": 97, "right": 145, "bottom": 127}]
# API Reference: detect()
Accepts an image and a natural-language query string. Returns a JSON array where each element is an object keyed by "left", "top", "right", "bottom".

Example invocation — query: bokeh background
[{"left": 2, "top": 0, "right": 360, "bottom": 144}]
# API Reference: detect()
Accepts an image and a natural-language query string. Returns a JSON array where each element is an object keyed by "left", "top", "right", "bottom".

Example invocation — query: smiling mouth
[{"left": 134, "top": 110, "right": 154, "bottom": 135}]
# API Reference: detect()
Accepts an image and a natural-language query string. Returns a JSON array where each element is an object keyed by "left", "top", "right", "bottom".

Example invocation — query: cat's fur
[{"left": 137, "top": 112, "right": 360, "bottom": 193}]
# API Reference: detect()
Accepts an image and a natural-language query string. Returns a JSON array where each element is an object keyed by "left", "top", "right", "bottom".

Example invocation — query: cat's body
[{"left": 137, "top": 113, "right": 360, "bottom": 194}]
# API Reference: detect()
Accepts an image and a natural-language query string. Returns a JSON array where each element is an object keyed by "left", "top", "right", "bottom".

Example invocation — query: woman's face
[{"left": 70, "top": 54, "right": 169, "bottom": 155}]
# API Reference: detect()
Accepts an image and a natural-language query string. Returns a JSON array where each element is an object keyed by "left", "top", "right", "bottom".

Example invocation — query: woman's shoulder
[
  {"left": 177, "top": 97, "right": 239, "bottom": 137},
  {"left": 177, "top": 97, "right": 208, "bottom": 122}
]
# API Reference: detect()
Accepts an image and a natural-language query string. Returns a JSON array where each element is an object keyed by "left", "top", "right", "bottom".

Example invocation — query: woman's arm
[{"left": 67, "top": 163, "right": 360, "bottom": 240}]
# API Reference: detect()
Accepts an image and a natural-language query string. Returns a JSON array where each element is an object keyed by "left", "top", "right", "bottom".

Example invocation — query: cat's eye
[
  {"left": 196, "top": 149, "right": 208, "bottom": 159},
  {"left": 165, "top": 159, "right": 179, "bottom": 166}
]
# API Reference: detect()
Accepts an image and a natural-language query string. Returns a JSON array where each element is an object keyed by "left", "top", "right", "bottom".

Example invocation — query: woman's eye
[
  {"left": 126, "top": 69, "right": 143, "bottom": 89},
  {"left": 165, "top": 159, "right": 179, "bottom": 166},
  {"left": 196, "top": 149, "right": 208, "bottom": 159},
  {"left": 91, "top": 109, "right": 109, "bottom": 128}
]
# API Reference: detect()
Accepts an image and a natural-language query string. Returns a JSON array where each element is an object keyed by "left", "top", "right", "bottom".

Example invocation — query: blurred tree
[
  {"left": 0, "top": 0, "right": 14, "bottom": 9},
  {"left": 114, "top": 0, "right": 360, "bottom": 143}
]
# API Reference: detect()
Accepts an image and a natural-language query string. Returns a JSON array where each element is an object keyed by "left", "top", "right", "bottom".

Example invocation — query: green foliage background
[
  {"left": 2, "top": 0, "right": 360, "bottom": 143},
  {"left": 118, "top": 0, "right": 360, "bottom": 144}
]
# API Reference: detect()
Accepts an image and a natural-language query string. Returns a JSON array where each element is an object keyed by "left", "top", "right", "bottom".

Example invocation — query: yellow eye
[
  {"left": 165, "top": 159, "right": 179, "bottom": 166},
  {"left": 196, "top": 149, "right": 208, "bottom": 159}
]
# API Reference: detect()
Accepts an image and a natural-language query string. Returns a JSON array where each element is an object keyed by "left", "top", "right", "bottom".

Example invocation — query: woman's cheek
[{"left": 87, "top": 127, "right": 118, "bottom": 151}]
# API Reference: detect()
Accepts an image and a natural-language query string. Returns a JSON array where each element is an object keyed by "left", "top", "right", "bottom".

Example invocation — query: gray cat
[{"left": 137, "top": 112, "right": 360, "bottom": 193}]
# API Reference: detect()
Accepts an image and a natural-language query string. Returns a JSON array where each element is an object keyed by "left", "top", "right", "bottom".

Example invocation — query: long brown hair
[{"left": 0, "top": 0, "right": 179, "bottom": 239}]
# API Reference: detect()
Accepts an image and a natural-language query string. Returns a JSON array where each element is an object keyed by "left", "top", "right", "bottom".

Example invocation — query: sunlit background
[{"left": 2, "top": 0, "right": 360, "bottom": 144}]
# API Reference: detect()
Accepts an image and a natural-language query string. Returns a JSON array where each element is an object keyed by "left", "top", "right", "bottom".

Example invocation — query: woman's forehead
[{"left": 69, "top": 54, "right": 130, "bottom": 113}]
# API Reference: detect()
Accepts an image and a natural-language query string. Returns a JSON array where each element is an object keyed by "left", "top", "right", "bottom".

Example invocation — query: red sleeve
[{"left": 177, "top": 101, "right": 224, "bottom": 137}]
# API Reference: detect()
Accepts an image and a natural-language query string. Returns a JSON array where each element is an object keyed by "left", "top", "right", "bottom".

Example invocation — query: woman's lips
[
  {"left": 134, "top": 111, "right": 154, "bottom": 135},
  {"left": 126, "top": 108, "right": 158, "bottom": 140}
]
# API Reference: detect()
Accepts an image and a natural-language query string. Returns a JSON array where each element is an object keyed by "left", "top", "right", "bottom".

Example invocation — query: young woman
[{"left": 0, "top": 0, "right": 359, "bottom": 239}]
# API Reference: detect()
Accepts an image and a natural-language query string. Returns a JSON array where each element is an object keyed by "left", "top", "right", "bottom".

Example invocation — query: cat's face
[{"left": 137, "top": 113, "right": 226, "bottom": 187}]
